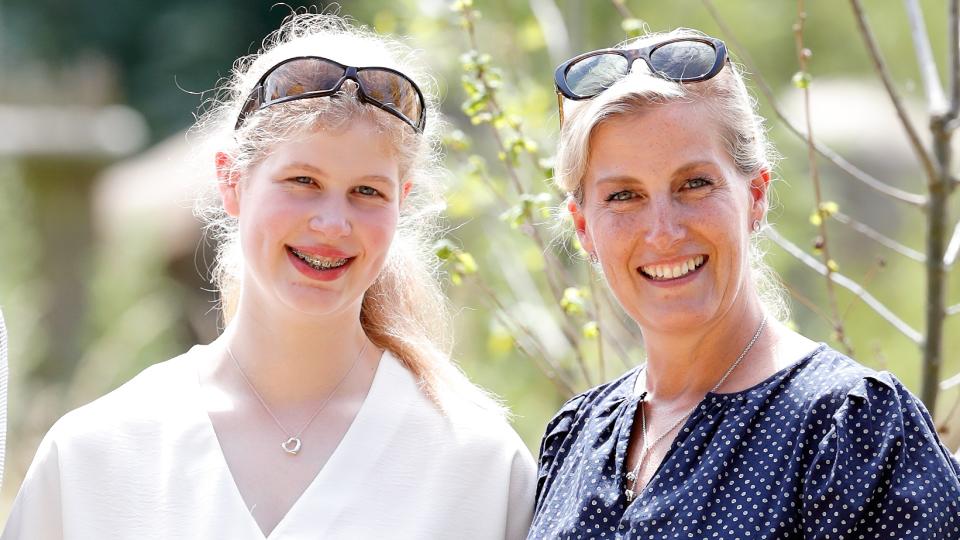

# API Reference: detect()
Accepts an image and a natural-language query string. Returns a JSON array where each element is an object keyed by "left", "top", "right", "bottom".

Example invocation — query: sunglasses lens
[
  {"left": 565, "top": 53, "right": 630, "bottom": 98},
  {"left": 262, "top": 59, "right": 345, "bottom": 104},
  {"left": 649, "top": 40, "right": 717, "bottom": 81},
  {"left": 357, "top": 69, "right": 423, "bottom": 128}
]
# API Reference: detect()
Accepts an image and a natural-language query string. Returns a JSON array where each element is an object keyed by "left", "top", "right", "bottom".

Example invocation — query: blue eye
[
  {"left": 290, "top": 176, "right": 315, "bottom": 185},
  {"left": 684, "top": 177, "right": 712, "bottom": 189},
  {"left": 356, "top": 185, "right": 381, "bottom": 197},
  {"left": 606, "top": 190, "right": 636, "bottom": 202}
]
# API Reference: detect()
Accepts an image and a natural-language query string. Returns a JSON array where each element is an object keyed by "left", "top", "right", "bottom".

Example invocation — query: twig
[
  {"left": 832, "top": 210, "right": 926, "bottom": 263},
  {"left": 841, "top": 257, "right": 885, "bottom": 321},
  {"left": 701, "top": 0, "right": 927, "bottom": 208},
  {"left": 942, "top": 369, "right": 960, "bottom": 389},
  {"left": 850, "top": 0, "right": 940, "bottom": 187},
  {"left": 781, "top": 279, "right": 836, "bottom": 327},
  {"left": 950, "top": 0, "right": 960, "bottom": 119},
  {"left": 767, "top": 227, "right": 923, "bottom": 344},
  {"left": 610, "top": 0, "right": 634, "bottom": 19},
  {"left": 586, "top": 266, "right": 606, "bottom": 381},
  {"left": 529, "top": 0, "right": 571, "bottom": 65},
  {"left": 917, "top": 0, "right": 959, "bottom": 413},
  {"left": 473, "top": 276, "right": 578, "bottom": 395},
  {"left": 457, "top": 5, "right": 592, "bottom": 375},
  {"left": 794, "top": 1, "right": 851, "bottom": 353},
  {"left": 904, "top": 0, "right": 948, "bottom": 114},
  {"left": 944, "top": 219, "right": 960, "bottom": 266}
]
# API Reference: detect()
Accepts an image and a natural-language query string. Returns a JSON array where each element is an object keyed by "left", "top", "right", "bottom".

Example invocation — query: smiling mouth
[
  {"left": 288, "top": 247, "right": 351, "bottom": 271},
  {"left": 639, "top": 255, "right": 707, "bottom": 281}
]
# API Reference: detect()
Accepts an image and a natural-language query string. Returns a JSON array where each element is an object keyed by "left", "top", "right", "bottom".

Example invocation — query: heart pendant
[{"left": 281, "top": 437, "right": 302, "bottom": 455}]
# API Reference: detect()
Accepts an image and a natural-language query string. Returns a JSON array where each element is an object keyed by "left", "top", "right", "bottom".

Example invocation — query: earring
[{"left": 752, "top": 219, "right": 762, "bottom": 233}]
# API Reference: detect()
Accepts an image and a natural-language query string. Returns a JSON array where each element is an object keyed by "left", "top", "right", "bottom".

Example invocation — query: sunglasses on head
[
  {"left": 234, "top": 56, "right": 427, "bottom": 133},
  {"left": 554, "top": 35, "right": 728, "bottom": 126}
]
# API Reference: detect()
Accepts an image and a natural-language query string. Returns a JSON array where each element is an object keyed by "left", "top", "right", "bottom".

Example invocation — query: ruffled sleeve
[
  {"left": 801, "top": 372, "right": 960, "bottom": 539},
  {"left": 533, "top": 394, "right": 586, "bottom": 515}
]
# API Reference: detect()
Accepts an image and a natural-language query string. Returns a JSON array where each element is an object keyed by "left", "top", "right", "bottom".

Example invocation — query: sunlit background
[{"left": 2, "top": 0, "right": 960, "bottom": 519}]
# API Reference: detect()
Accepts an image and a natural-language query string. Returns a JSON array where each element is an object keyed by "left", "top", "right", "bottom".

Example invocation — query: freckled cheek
[{"left": 591, "top": 213, "right": 645, "bottom": 264}]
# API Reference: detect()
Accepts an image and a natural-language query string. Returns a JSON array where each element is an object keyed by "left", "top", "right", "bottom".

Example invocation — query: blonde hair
[
  {"left": 555, "top": 28, "right": 788, "bottom": 320},
  {"left": 193, "top": 12, "right": 504, "bottom": 415}
]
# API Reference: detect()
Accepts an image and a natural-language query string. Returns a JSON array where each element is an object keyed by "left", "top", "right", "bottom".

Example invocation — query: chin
[
  {"left": 630, "top": 304, "right": 719, "bottom": 334},
  {"left": 278, "top": 284, "right": 356, "bottom": 318}
]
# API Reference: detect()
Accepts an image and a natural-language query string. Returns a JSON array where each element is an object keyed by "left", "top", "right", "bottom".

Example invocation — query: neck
[
  {"left": 638, "top": 296, "right": 767, "bottom": 404},
  {"left": 213, "top": 287, "right": 374, "bottom": 405}
]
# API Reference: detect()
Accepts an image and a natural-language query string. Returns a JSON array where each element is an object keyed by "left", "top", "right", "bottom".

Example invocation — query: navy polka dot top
[{"left": 528, "top": 345, "right": 960, "bottom": 539}]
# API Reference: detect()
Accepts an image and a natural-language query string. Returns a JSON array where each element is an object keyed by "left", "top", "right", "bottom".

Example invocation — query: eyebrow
[
  {"left": 593, "top": 160, "right": 719, "bottom": 185},
  {"left": 284, "top": 162, "right": 397, "bottom": 185}
]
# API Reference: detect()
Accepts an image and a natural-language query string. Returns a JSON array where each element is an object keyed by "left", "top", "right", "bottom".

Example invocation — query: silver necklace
[
  {"left": 226, "top": 341, "right": 368, "bottom": 456},
  {"left": 624, "top": 314, "right": 767, "bottom": 502}
]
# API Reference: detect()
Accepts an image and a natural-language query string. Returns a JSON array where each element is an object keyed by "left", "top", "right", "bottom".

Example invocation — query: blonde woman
[
  {"left": 529, "top": 29, "right": 960, "bottom": 539},
  {"left": 4, "top": 14, "right": 535, "bottom": 539}
]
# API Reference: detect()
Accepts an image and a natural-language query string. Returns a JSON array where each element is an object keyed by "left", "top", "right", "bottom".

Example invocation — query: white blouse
[{"left": 2, "top": 348, "right": 536, "bottom": 539}]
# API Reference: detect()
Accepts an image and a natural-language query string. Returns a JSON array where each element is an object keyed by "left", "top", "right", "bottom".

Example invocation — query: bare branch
[
  {"left": 942, "top": 369, "right": 960, "bottom": 389},
  {"left": 950, "top": 0, "right": 960, "bottom": 118},
  {"left": 610, "top": 0, "right": 634, "bottom": 19},
  {"left": 832, "top": 210, "right": 926, "bottom": 262},
  {"left": 701, "top": 0, "right": 927, "bottom": 208},
  {"left": 585, "top": 267, "right": 606, "bottom": 381},
  {"left": 794, "top": 0, "right": 851, "bottom": 352},
  {"left": 473, "top": 277, "right": 578, "bottom": 395},
  {"left": 529, "top": 0, "right": 571, "bottom": 65},
  {"left": 945, "top": 220, "right": 960, "bottom": 266},
  {"left": 767, "top": 227, "right": 924, "bottom": 344},
  {"left": 850, "top": 0, "right": 940, "bottom": 186},
  {"left": 904, "top": 0, "right": 948, "bottom": 113}
]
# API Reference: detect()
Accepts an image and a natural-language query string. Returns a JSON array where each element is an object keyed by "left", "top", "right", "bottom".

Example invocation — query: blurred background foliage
[{"left": 2, "top": 0, "right": 960, "bottom": 519}]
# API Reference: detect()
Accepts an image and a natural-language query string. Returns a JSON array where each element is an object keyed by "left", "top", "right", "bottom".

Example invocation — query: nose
[
  {"left": 644, "top": 197, "right": 684, "bottom": 251},
  {"left": 308, "top": 196, "right": 352, "bottom": 238}
]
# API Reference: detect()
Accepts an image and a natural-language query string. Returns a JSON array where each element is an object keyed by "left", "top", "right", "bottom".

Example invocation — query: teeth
[
  {"left": 291, "top": 248, "right": 349, "bottom": 271},
  {"left": 641, "top": 255, "right": 704, "bottom": 280}
]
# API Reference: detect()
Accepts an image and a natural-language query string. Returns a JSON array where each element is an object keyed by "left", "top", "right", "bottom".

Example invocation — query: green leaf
[
  {"left": 621, "top": 18, "right": 645, "bottom": 38},
  {"left": 560, "top": 286, "right": 587, "bottom": 316},
  {"left": 818, "top": 201, "right": 838, "bottom": 217},
  {"left": 455, "top": 252, "right": 478, "bottom": 274},
  {"left": 582, "top": 320, "right": 599, "bottom": 339},
  {"left": 433, "top": 238, "right": 458, "bottom": 260}
]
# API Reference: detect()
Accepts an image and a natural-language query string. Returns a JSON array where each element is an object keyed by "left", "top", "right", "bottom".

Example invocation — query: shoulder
[
  {"left": 44, "top": 347, "right": 200, "bottom": 447},
  {"left": 535, "top": 368, "right": 636, "bottom": 471},
  {"left": 794, "top": 346, "right": 955, "bottom": 463},
  {"left": 541, "top": 367, "right": 637, "bottom": 443},
  {"left": 782, "top": 344, "right": 894, "bottom": 411},
  {"left": 379, "top": 351, "right": 533, "bottom": 461}
]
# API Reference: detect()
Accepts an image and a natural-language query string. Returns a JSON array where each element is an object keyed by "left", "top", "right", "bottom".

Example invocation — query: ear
[
  {"left": 567, "top": 197, "right": 595, "bottom": 258},
  {"left": 399, "top": 180, "right": 413, "bottom": 204},
  {"left": 748, "top": 169, "right": 771, "bottom": 224},
  {"left": 216, "top": 151, "right": 242, "bottom": 218}
]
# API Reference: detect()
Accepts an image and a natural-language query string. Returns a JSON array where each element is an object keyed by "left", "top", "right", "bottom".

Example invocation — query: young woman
[
  {"left": 3, "top": 13, "right": 535, "bottom": 539},
  {"left": 528, "top": 28, "right": 960, "bottom": 539}
]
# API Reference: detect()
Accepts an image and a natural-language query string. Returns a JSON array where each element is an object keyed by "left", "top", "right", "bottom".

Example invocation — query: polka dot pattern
[{"left": 528, "top": 345, "right": 960, "bottom": 539}]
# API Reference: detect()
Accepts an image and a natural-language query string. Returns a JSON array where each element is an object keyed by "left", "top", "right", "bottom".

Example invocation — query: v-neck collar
[{"left": 186, "top": 346, "right": 408, "bottom": 539}]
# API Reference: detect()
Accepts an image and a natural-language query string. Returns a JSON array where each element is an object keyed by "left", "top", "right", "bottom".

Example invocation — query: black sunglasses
[
  {"left": 235, "top": 56, "right": 427, "bottom": 133},
  {"left": 554, "top": 36, "right": 728, "bottom": 125}
]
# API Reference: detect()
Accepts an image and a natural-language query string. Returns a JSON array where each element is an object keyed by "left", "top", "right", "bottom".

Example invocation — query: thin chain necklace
[
  {"left": 226, "top": 341, "right": 368, "bottom": 456},
  {"left": 624, "top": 314, "right": 767, "bottom": 502}
]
